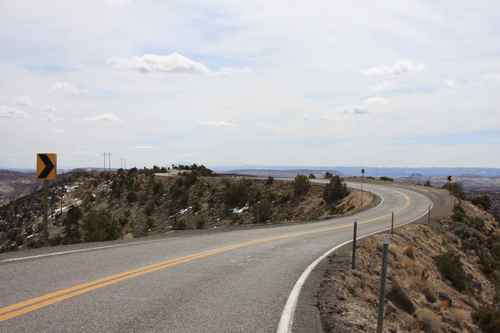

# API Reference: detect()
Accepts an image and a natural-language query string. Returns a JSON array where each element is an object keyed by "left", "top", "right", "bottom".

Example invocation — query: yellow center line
[{"left": 0, "top": 190, "right": 412, "bottom": 322}]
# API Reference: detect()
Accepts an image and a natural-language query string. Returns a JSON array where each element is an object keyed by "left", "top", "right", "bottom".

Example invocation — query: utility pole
[{"left": 103, "top": 152, "right": 107, "bottom": 170}]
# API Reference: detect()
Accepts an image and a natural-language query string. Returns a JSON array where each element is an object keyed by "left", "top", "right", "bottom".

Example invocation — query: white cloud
[
  {"left": 85, "top": 113, "right": 121, "bottom": 122},
  {"left": 363, "top": 96, "right": 390, "bottom": 106},
  {"left": 445, "top": 79, "right": 457, "bottom": 89},
  {"left": 134, "top": 145, "right": 154, "bottom": 150},
  {"left": 108, "top": 53, "right": 210, "bottom": 74},
  {"left": 41, "top": 106, "right": 61, "bottom": 122},
  {"left": 214, "top": 67, "right": 252, "bottom": 76},
  {"left": 342, "top": 106, "right": 369, "bottom": 116},
  {"left": 481, "top": 72, "right": 500, "bottom": 82},
  {"left": 362, "top": 60, "right": 425, "bottom": 77},
  {"left": 199, "top": 120, "right": 236, "bottom": 127},
  {"left": 0, "top": 105, "right": 28, "bottom": 119},
  {"left": 13, "top": 96, "right": 33, "bottom": 107},
  {"left": 51, "top": 81, "right": 83, "bottom": 95}
]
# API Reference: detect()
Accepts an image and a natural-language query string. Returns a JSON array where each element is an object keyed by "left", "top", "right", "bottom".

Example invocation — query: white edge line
[
  {"left": 276, "top": 195, "right": 434, "bottom": 333},
  {"left": 0, "top": 238, "right": 170, "bottom": 263}
]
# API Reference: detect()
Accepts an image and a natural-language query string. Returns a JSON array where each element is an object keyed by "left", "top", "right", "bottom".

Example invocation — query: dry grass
[
  {"left": 404, "top": 245, "right": 416, "bottom": 259},
  {"left": 416, "top": 308, "right": 441, "bottom": 332}
]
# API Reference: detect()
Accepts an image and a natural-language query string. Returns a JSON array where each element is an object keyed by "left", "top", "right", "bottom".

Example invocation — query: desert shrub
[
  {"left": 152, "top": 181, "right": 164, "bottom": 196},
  {"left": 379, "top": 176, "right": 394, "bottom": 182},
  {"left": 126, "top": 191, "right": 138, "bottom": 203},
  {"left": 144, "top": 201, "right": 155, "bottom": 216},
  {"left": 63, "top": 206, "right": 82, "bottom": 243},
  {"left": 308, "top": 173, "right": 316, "bottom": 179},
  {"left": 323, "top": 176, "right": 349, "bottom": 206},
  {"left": 145, "top": 217, "right": 154, "bottom": 230},
  {"left": 293, "top": 175, "right": 310, "bottom": 197},
  {"left": 492, "top": 241, "right": 500, "bottom": 259},
  {"left": 444, "top": 182, "right": 465, "bottom": 199},
  {"left": 477, "top": 248, "right": 497, "bottom": 275},
  {"left": 324, "top": 172, "right": 333, "bottom": 179},
  {"left": 404, "top": 245, "right": 416, "bottom": 259},
  {"left": 473, "top": 307, "right": 500, "bottom": 333},
  {"left": 471, "top": 195, "right": 492, "bottom": 211},
  {"left": 416, "top": 308, "right": 441, "bottom": 332},
  {"left": 265, "top": 176, "right": 274, "bottom": 185},
  {"left": 452, "top": 204, "right": 466, "bottom": 222},
  {"left": 435, "top": 251, "right": 470, "bottom": 291},
  {"left": 172, "top": 218, "right": 187, "bottom": 230},
  {"left": 81, "top": 210, "right": 120, "bottom": 242},
  {"left": 424, "top": 180, "right": 432, "bottom": 187},
  {"left": 195, "top": 216, "right": 206, "bottom": 229},
  {"left": 278, "top": 192, "right": 291, "bottom": 204},
  {"left": 223, "top": 180, "right": 250, "bottom": 208},
  {"left": 253, "top": 198, "right": 273, "bottom": 224}
]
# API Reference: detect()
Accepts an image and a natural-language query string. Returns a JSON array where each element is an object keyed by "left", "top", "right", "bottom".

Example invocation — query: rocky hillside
[
  {"left": 0, "top": 167, "right": 372, "bottom": 253},
  {"left": 0, "top": 170, "right": 40, "bottom": 206},
  {"left": 317, "top": 198, "right": 500, "bottom": 332}
]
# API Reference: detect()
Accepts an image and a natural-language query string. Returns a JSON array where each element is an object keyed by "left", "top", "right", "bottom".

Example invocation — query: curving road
[{"left": 0, "top": 182, "right": 444, "bottom": 332}]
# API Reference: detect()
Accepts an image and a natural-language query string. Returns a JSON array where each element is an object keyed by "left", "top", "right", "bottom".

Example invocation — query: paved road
[{"left": 0, "top": 182, "right": 442, "bottom": 332}]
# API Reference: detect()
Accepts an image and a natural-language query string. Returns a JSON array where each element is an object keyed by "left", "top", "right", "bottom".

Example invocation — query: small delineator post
[
  {"left": 352, "top": 221, "right": 358, "bottom": 270},
  {"left": 391, "top": 212, "right": 394, "bottom": 234},
  {"left": 376, "top": 237, "right": 390, "bottom": 333}
]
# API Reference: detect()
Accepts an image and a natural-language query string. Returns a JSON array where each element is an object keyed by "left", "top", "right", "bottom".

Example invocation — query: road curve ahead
[{"left": 0, "top": 182, "right": 436, "bottom": 332}]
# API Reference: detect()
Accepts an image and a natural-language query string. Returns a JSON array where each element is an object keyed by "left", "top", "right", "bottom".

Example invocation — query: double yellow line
[{"left": 0, "top": 191, "right": 411, "bottom": 322}]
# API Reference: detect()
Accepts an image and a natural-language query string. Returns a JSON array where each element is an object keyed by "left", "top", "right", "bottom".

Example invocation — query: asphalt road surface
[{"left": 0, "top": 182, "right": 444, "bottom": 332}]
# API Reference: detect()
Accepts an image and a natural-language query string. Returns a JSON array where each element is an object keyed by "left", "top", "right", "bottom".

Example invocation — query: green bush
[
  {"left": 492, "top": 241, "right": 500, "bottom": 259},
  {"left": 126, "top": 191, "right": 138, "bottom": 203},
  {"left": 265, "top": 176, "right": 274, "bottom": 185},
  {"left": 144, "top": 201, "right": 155, "bottom": 216},
  {"left": 452, "top": 204, "right": 466, "bottom": 222},
  {"left": 81, "top": 210, "right": 120, "bottom": 242},
  {"left": 223, "top": 180, "right": 250, "bottom": 208},
  {"left": 253, "top": 198, "right": 273, "bottom": 224},
  {"left": 471, "top": 195, "right": 491, "bottom": 211},
  {"left": 379, "top": 176, "right": 394, "bottom": 182},
  {"left": 443, "top": 182, "right": 465, "bottom": 199},
  {"left": 308, "top": 173, "right": 316, "bottom": 179},
  {"left": 172, "top": 218, "right": 187, "bottom": 230},
  {"left": 152, "top": 180, "right": 164, "bottom": 196},
  {"left": 473, "top": 307, "right": 500, "bottom": 333},
  {"left": 323, "top": 176, "right": 349, "bottom": 206},
  {"left": 435, "top": 251, "right": 469, "bottom": 291},
  {"left": 63, "top": 206, "right": 82, "bottom": 243},
  {"left": 293, "top": 175, "right": 310, "bottom": 197}
]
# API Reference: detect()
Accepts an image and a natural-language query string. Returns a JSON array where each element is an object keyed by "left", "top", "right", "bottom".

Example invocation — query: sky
[{"left": 1, "top": 0, "right": 500, "bottom": 169}]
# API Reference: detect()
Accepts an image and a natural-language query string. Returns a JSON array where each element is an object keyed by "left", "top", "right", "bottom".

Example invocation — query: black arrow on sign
[{"left": 39, "top": 154, "right": 55, "bottom": 179}]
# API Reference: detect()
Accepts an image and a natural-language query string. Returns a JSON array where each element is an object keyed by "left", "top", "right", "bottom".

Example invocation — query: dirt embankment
[{"left": 316, "top": 199, "right": 500, "bottom": 333}]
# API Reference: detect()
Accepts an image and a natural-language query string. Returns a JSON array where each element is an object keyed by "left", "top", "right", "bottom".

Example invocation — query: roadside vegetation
[
  {"left": 317, "top": 185, "right": 500, "bottom": 333},
  {"left": 0, "top": 168, "right": 367, "bottom": 253}
]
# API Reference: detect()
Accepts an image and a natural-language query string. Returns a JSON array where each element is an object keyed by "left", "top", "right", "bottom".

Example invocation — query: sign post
[{"left": 37, "top": 153, "right": 57, "bottom": 244}]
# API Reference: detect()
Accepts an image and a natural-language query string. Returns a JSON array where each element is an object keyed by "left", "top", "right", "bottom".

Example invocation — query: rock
[{"left": 438, "top": 292, "right": 452, "bottom": 308}]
